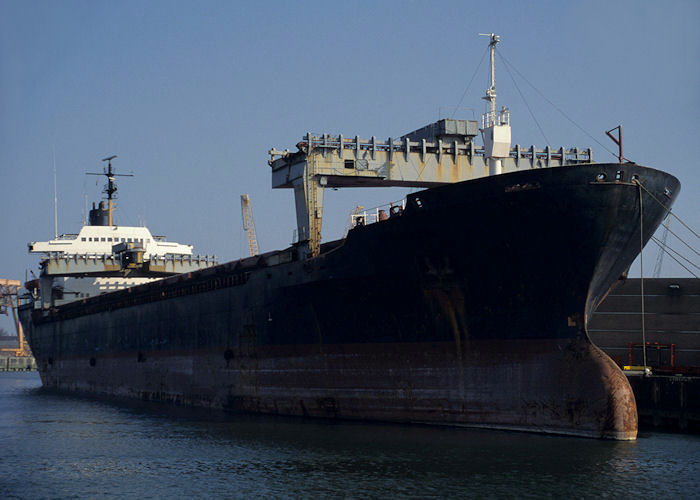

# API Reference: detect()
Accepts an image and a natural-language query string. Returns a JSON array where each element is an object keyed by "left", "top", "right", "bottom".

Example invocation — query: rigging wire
[
  {"left": 650, "top": 237, "right": 700, "bottom": 278},
  {"left": 652, "top": 216, "right": 670, "bottom": 278},
  {"left": 497, "top": 50, "right": 550, "bottom": 145},
  {"left": 633, "top": 179, "right": 699, "bottom": 277},
  {"left": 497, "top": 52, "right": 623, "bottom": 161},
  {"left": 664, "top": 222, "right": 700, "bottom": 257},
  {"left": 81, "top": 173, "right": 88, "bottom": 226},
  {"left": 451, "top": 45, "right": 490, "bottom": 119},
  {"left": 651, "top": 236, "right": 700, "bottom": 273},
  {"left": 493, "top": 47, "right": 696, "bottom": 267},
  {"left": 635, "top": 180, "right": 700, "bottom": 241}
]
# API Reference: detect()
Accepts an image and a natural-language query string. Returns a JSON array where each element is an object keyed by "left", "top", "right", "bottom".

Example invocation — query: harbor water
[{"left": 1, "top": 372, "right": 698, "bottom": 499}]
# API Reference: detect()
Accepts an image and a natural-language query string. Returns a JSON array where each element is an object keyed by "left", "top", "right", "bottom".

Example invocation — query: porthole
[{"left": 596, "top": 173, "right": 607, "bottom": 181}]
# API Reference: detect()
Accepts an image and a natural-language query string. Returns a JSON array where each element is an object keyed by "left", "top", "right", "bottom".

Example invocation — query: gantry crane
[
  {"left": 240, "top": 194, "right": 259, "bottom": 257},
  {"left": 0, "top": 279, "right": 30, "bottom": 357}
]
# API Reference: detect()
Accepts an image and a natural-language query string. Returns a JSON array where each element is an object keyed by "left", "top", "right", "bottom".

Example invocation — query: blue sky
[{"left": 1, "top": 0, "right": 698, "bottom": 333}]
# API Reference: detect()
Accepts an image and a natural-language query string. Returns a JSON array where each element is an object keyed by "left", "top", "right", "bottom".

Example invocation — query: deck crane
[{"left": 240, "top": 194, "right": 259, "bottom": 257}]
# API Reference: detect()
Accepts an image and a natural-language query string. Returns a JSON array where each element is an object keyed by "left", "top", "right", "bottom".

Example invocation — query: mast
[
  {"left": 481, "top": 32, "right": 498, "bottom": 119},
  {"left": 478, "top": 33, "right": 511, "bottom": 176},
  {"left": 86, "top": 155, "right": 133, "bottom": 227},
  {"left": 103, "top": 155, "right": 117, "bottom": 226},
  {"left": 53, "top": 150, "right": 58, "bottom": 238}
]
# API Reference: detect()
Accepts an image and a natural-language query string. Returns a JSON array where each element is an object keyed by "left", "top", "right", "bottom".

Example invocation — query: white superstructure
[
  {"left": 28, "top": 217, "right": 210, "bottom": 305},
  {"left": 27, "top": 157, "right": 217, "bottom": 309},
  {"left": 29, "top": 218, "right": 193, "bottom": 259}
]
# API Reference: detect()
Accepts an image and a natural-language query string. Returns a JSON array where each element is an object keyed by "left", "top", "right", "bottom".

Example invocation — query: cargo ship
[{"left": 19, "top": 35, "right": 680, "bottom": 439}]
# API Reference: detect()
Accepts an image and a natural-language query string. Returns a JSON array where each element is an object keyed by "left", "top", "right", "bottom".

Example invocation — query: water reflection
[{"left": 1, "top": 372, "right": 699, "bottom": 499}]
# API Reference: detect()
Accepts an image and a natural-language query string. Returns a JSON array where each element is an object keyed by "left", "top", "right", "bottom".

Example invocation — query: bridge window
[{"left": 81, "top": 237, "right": 86, "bottom": 241}]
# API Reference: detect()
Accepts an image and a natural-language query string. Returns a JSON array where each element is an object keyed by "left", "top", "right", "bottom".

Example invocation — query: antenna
[
  {"left": 53, "top": 149, "right": 58, "bottom": 239},
  {"left": 478, "top": 33, "right": 500, "bottom": 117},
  {"left": 86, "top": 155, "right": 134, "bottom": 226}
]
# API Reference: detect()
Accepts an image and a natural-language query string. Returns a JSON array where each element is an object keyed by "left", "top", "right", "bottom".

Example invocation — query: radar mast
[
  {"left": 86, "top": 155, "right": 134, "bottom": 226},
  {"left": 478, "top": 33, "right": 511, "bottom": 175}
]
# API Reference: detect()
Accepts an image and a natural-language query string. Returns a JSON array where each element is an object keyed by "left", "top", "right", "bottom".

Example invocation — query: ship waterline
[{"left": 31, "top": 339, "right": 636, "bottom": 440}]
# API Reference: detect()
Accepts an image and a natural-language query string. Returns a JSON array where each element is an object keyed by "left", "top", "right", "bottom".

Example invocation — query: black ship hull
[{"left": 20, "top": 163, "right": 679, "bottom": 439}]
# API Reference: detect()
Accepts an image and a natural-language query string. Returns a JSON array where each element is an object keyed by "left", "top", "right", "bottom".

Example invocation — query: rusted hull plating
[
  {"left": 35, "top": 339, "right": 636, "bottom": 439},
  {"left": 23, "top": 163, "right": 679, "bottom": 440}
]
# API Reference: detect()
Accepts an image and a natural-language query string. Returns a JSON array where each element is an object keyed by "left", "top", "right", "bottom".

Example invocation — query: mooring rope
[{"left": 634, "top": 179, "right": 648, "bottom": 370}]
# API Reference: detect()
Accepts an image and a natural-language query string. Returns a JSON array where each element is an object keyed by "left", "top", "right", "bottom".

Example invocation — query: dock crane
[
  {"left": 653, "top": 217, "right": 670, "bottom": 278},
  {"left": 0, "top": 279, "right": 29, "bottom": 357},
  {"left": 240, "top": 194, "right": 259, "bottom": 257}
]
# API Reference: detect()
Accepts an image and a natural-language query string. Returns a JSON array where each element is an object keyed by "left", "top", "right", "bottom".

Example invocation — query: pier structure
[
  {"left": 591, "top": 278, "right": 700, "bottom": 431},
  {"left": 0, "top": 278, "right": 35, "bottom": 370}
]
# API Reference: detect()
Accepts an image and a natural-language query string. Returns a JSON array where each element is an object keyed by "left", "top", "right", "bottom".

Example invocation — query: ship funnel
[{"left": 89, "top": 200, "right": 109, "bottom": 226}]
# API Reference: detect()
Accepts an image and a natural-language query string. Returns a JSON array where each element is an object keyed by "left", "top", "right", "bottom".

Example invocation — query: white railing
[
  {"left": 482, "top": 107, "right": 510, "bottom": 129},
  {"left": 346, "top": 199, "right": 407, "bottom": 234},
  {"left": 43, "top": 252, "right": 217, "bottom": 264}
]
